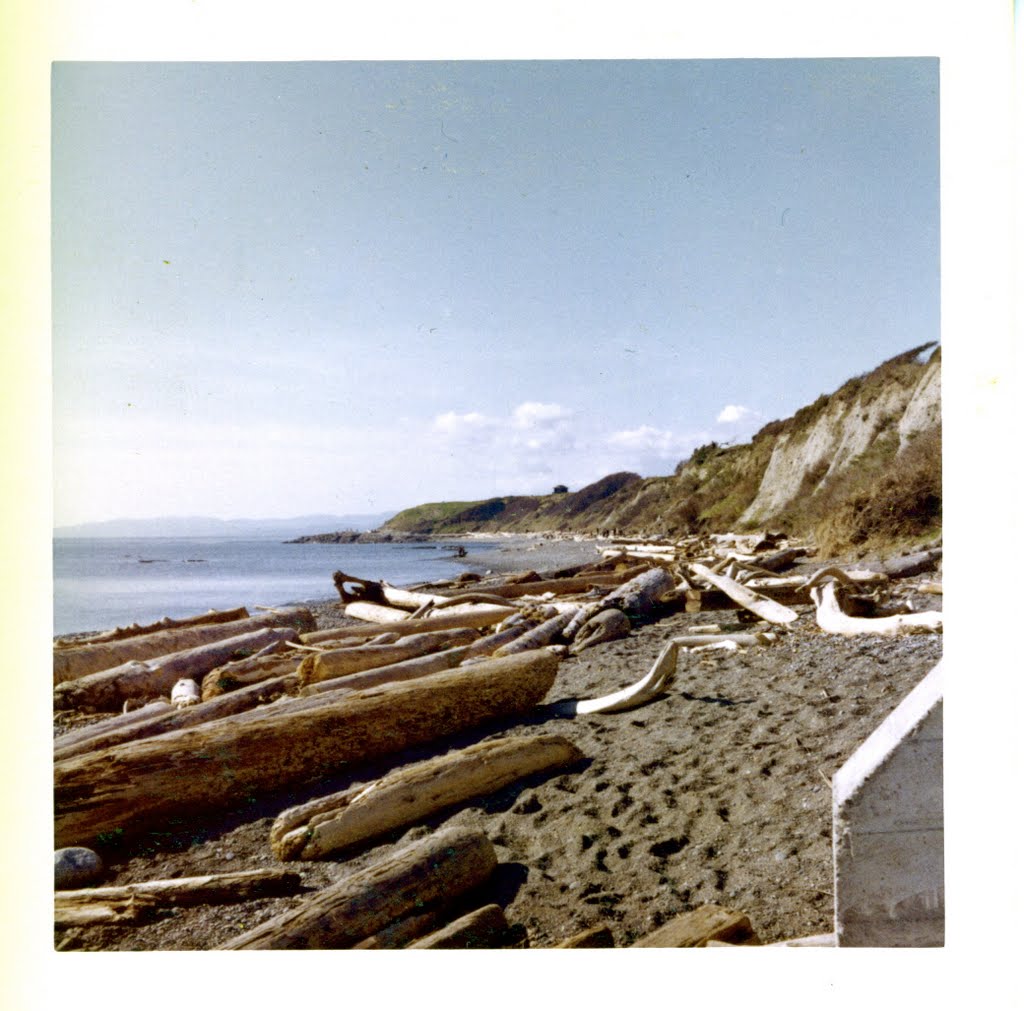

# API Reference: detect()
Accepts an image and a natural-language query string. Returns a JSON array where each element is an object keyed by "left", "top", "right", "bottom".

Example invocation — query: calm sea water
[{"left": 52, "top": 536, "right": 488, "bottom": 635}]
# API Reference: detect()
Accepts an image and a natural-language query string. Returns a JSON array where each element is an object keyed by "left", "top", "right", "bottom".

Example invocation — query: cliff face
[{"left": 383, "top": 343, "right": 941, "bottom": 554}]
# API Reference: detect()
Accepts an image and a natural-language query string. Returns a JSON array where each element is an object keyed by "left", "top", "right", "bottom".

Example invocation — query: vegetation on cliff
[{"left": 381, "top": 344, "right": 941, "bottom": 556}]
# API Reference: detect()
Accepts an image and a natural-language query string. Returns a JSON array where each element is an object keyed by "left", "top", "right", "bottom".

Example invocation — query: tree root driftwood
[
  {"left": 270, "top": 733, "right": 583, "bottom": 860},
  {"left": 220, "top": 827, "right": 496, "bottom": 949}
]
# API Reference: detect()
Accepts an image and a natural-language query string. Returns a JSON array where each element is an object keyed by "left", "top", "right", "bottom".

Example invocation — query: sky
[{"left": 51, "top": 58, "right": 940, "bottom": 525}]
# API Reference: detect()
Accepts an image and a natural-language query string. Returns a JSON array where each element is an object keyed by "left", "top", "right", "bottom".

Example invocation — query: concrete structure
[{"left": 833, "top": 662, "right": 944, "bottom": 946}]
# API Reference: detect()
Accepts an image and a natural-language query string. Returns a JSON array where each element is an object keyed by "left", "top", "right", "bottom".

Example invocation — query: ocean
[{"left": 52, "top": 536, "right": 491, "bottom": 636}]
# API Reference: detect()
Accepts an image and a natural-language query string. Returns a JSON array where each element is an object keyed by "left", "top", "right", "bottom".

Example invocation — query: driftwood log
[
  {"left": 270, "top": 733, "right": 583, "bottom": 860},
  {"left": 297, "top": 627, "right": 480, "bottom": 686},
  {"left": 54, "top": 649, "right": 559, "bottom": 847},
  {"left": 55, "top": 870, "right": 302, "bottom": 928},
  {"left": 220, "top": 828, "right": 496, "bottom": 949},
  {"left": 689, "top": 563, "right": 798, "bottom": 625},
  {"left": 300, "top": 605, "right": 517, "bottom": 646},
  {"left": 344, "top": 601, "right": 413, "bottom": 624},
  {"left": 630, "top": 904, "right": 759, "bottom": 947},
  {"left": 598, "top": 566, "right": 676, "bottom": 618},
  {"left": 299, "top": 645, "right": 472, "bottom": 696},
  {"left": 407, "top": 904, "right": 509, "bottom": 949},
  {"left": 54, "top": 625, "right": 300, "bottom": 712},
  {"left": 53, "top": 606, "right": 250, "bottom": 650},
  {"left": 53, "top": 607, "right": 313, "bottom": 685}
]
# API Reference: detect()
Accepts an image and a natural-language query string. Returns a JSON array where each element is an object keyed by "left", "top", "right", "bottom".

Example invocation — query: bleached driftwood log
[
  {"left": 54, "top": 626, "right": 301, "bottom": 713},
  {"left": 53, "top": 674, "right": 299, "bottom": 761},
  {"left": 301, "top": 605, "right": 518, "bottom": 646},
  {"left": 689, "top": 563, "right": 798, "bottom": 625},
  {"left": 55, "top": 870, "right": 302, "bottom": 928},
  {"left": 53, "top": 606, "right": 250, "bottom": 650},
  {"left": 630, "top": 904, "right": 758, "bottom": 947},
  {"left": 271, "top": 733, "right": 582, "bottom": 860},
  {"left": 220, "top": 828, "right": 496, "bottom": 949},
  {"left": 53, "top": 606, "right": 314, "bottom": 685},
  {"left": 810, "top": 581, "right": 943, "bottom": 636},
  {"left": 344, "top": 601, "right": 413, "bottom": 624},
  {"left": 54, "top": 649, "right": 559, "bottom": 847},
  {"left": 298, "top": 627, "right": 480, "bottom": 686},
  {"left": 492, "top": 611, "right": 576, "bottom": 657},
  {"left": 474, "top": 572, "right": 638, "bottom": 600}
]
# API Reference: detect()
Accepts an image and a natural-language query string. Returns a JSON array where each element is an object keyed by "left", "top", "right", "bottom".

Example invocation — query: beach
[{"left": 53, "top": 535, "right": 943, "bottom": 950}]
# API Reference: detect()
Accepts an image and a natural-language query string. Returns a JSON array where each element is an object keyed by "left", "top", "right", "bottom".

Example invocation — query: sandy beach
[{"left": 53, "top": 535, "right": 942, "bottom": 950}]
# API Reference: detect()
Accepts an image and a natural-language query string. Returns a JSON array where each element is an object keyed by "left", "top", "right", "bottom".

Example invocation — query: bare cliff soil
[{"left": 53, "top": 544, "right": 942, "bottom": 951}]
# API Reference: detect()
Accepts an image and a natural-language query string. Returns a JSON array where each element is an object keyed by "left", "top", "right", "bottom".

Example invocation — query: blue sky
[{"left": 52, "top": 58, "right": 939, "bottom": 524}]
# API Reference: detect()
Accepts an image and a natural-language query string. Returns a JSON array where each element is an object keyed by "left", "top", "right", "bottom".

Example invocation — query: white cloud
[
  {"left": 431, "top": 410, "right": 494, "bottom": 437},
  {"left": 512, "top": 401, "right": 573, "bottom": 429},
  {"left": 717, "top": 404, "right": 757, "bottom": 424}
]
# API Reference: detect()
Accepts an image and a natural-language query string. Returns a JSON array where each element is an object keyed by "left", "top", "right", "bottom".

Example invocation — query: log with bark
[
  {"left": 880, "top": 548, "right": 942, "bottom": 579},
  {"left": 53, "top": 606, "right": 250, "bottom": 650},
  {"left": 300, "top": 605, "right": 518, "bottom": 646},
  {"left": 297, "top": 627, "right": 480, "bottom": 686},
  {"left": 219, "top": 827, "right": 496, "bottom": 949},
  {"left": 270, "top": 733, "right": 583, "bottom": 860},
  {"left": 55, "top": 869, "right": 302, "bottom": 928},
  {"left": 53, "top": 606, "right": 313, "bottom": 686},
  {"left": 54, "top": 649, "right": 560, "bottom": 847},
  {"left": 54, "top": 625, "right": 301, "bottom": 712}
]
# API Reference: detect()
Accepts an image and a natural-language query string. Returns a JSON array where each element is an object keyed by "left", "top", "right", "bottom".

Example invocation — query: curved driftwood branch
[
  {"left": 574, "top": 638, "right": 679, "bottom": 715},
  {"left": 810, "top": 582, "right": 942, "bottom": 636}
]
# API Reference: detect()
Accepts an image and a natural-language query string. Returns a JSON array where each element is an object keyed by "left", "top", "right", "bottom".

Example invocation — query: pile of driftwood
[{"left": 52, "top": 532, "right": 942, "bottom": 948}]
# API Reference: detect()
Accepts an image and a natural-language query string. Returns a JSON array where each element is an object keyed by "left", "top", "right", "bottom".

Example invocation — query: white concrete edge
[{"left": 832, "top": 660, "right": 943, "bottom": 806}]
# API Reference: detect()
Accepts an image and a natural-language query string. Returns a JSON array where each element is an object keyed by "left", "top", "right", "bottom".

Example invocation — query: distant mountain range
[{"left": 53, "top": 512, "right": 398, "bottom": 539}]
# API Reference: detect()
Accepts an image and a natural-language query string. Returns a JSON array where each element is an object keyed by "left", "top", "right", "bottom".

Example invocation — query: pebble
[{"left": 55, "top": 847, "right": 104, "bottom": 889}]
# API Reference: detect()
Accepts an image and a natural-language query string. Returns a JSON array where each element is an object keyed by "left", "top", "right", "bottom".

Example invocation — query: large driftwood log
[
  {"left": 53, "top": 606, "right": 250, "bottom": 650},
  {"left": 810, "top": 581, "right": 943, "bottom": 636},
  {"left": 55, "top": 869, "right": 302, "bottom": 928},
  {"left": 298, "top": 627, "right": 480, "bottom": 686},
  {"left": 51, "top": 701, "right": 173, "bottom": 757},
  {"left": 220, "top": 828, "right": 496, "bottom": 949},
  {"left": 54, "top": 626, "right": 300, "bottom": 712},
  {"left": 689, "top": 563, "right": 798, "bottom": 625},
  {"left": 299, "top": 645, "right": 471, "bottom": 696},
  {"left": 54, "top": 649, "right": 560, "bottom": 847},
  {"left": 301, "top": 605, "right": 517, "bottom": 645},
  {"left": 53, "top": 607, "right": 313, "bottom": 685},
  {"left": 598, "top": 566, "right": 676, "bottom": 618},
  {"left": 54, "top": 674, "right": 299, "bottom": 761},
  {"left": 270, "top": 733, "right": 582, "bottom": 860}
]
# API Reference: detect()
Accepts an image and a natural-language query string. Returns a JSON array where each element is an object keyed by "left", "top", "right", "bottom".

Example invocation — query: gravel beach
[{"left": 53, "top": 535, "right": 943, "bottom": 951}]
